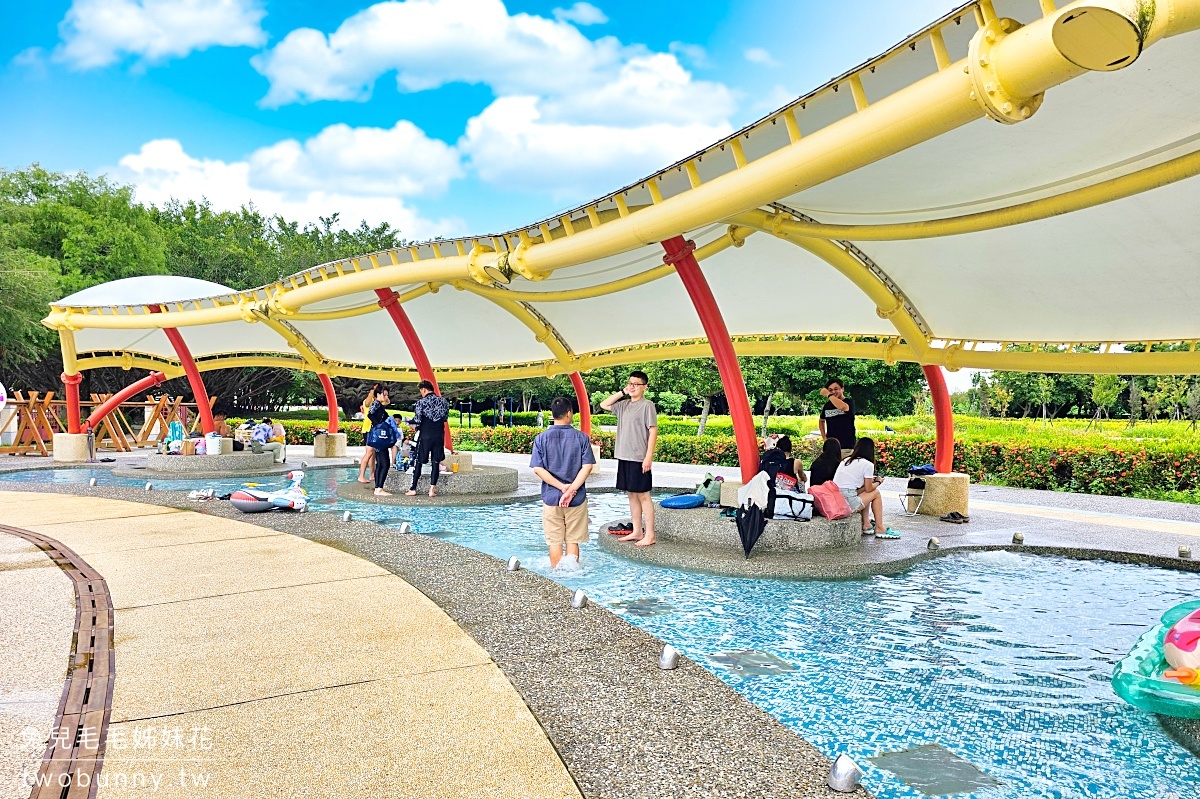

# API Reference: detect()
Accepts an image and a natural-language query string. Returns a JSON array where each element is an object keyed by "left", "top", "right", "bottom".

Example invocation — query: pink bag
[{"left": 809, "top": 482, "right": 853, "bottom": 520}]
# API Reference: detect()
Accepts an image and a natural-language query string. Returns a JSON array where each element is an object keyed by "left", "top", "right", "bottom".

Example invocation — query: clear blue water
[{"left": 5, "top": 467, "right": 1200, "bottom": 798}]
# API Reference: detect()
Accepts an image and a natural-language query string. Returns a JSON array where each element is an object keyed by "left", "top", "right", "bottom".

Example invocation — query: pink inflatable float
[{"left": 1164, "top": 608, "right": 1200, "bottom": 686}]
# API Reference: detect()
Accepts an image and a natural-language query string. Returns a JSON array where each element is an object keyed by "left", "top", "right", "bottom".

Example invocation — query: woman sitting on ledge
[{"left": 832, "top": 438, "right": 899, "bottom": 539}]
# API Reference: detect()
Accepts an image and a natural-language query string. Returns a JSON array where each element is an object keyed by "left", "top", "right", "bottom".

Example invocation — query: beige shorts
[{"left": 543, "top": 500, "right": 590, "bottom": 545}]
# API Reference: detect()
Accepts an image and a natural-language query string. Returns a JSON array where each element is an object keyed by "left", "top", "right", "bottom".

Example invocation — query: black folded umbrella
[{"left": 735, "top": 502, "right": 767, "bottom": 559}]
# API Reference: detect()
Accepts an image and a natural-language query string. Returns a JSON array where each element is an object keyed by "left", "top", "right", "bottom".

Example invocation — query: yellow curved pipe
[
  {"left": 764, "top": 148, "right": 1200, "bottom": 241},
  {"left": 278, "top": 256, "right": 471, "bottom": 312},
  {"left": 45, "top": 303, "right": 249, "bottom": 331},
  {"left": 285, "top": 284, "right": 435, "bottom": 321},
  {"left": 58, "top": 329, "right": 79, "bottom": 376},
  {"left": 253, "top": 313, "right": 328, "bottom": 371},
  {"left": 461, "top": 226, "right": 752, "bottom": 304}
]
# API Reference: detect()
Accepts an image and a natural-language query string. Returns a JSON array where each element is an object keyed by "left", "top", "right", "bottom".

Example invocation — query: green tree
[
  {"left": 645, "top": 359, "right": 724, "bottom": 433},
  {"left": 1088, "top": 373, "right": 1123, "bottom": 430},
  {"left": 1127, "top": 376, "right": 1142, "bottom": 427},
  {"left": 0, "top": 248, "right": 58, "bottom": 365},
  {"left": 1, "top": 165, "right": 166, "bottom": 295},
  {"left": 1187, "top": 379, "right": 1200, "bottom": 431}
]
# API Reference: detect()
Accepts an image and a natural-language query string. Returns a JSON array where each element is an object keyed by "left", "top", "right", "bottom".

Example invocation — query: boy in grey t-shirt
[{"left": 599, "top": 370, "right": 658, "bottom": 546}]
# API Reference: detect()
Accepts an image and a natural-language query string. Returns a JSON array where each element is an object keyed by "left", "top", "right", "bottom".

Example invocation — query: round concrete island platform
[
  {"left": 650, "top": 506, "right": 859, "bottom": 552},
  {"left": 337, "top": 464, "right": 521, "bottom": 505},
  {"left": 112, "top": 452, "right": 279, "bottom": 478}
]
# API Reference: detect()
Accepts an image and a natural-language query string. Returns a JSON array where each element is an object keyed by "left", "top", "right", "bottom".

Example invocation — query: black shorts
[{"left": 616, "top": 459, "right": 653, "bottom": 493}]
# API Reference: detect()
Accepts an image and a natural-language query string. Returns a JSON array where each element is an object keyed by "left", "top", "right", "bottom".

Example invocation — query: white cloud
[
  {"left": 252, "top": 0, "right": 620, "bottom": 107},
  {"left": 250, "top": 0, "right": 731, "bottom": 125},
  {"left": 564, "top": 53, "right": 733, "bottom": 126},
  {"left": 459, "top": 96, "right": 731, "bottom": 201},
  {"left": 116, "top": 139, "right": 459, "bottom": 239},
  {"left": 744, "top": 47, "right": 778, "bottom": 66},
  {"left": 552, "top": 2, "right": 607, "bottom": 25},
  {"left": 56, "top": 0, "right": 266, "bottom": 69},
  {"left": 248, "top": 121, "right": 462, "bottom": 197}
]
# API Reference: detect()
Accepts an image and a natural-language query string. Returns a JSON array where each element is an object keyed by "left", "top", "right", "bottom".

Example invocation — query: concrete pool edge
[{"left": 0, "top": 479, "right": 857, "bottom": 799}]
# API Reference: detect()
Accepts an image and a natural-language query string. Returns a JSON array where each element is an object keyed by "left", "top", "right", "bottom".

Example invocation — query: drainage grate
[
  {"left": 869, "top": 743, "right": 1002, "bottom": 796},
  {"left": 1, "top": 524, "right": 115, "bottom": 799},
  {"left": 709, "top": 649, "right": 796, "bottom": 676}
]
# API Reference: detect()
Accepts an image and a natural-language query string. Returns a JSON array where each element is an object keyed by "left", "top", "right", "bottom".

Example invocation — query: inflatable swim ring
[
  {"left": 229, "top": 471, "right": 308, "bottom": 514},
  {"left": 1113, "top": 599, "right": 1200, "bottom": 719},
  {"left": 661, "top": 493, "right": 706, "bottom": 509}
]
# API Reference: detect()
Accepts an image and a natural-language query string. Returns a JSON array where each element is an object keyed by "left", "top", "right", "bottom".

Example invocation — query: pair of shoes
[
  {"left": 876, "top": 528, "right": 901, "bottom": 539},
  {"left": 608, "top": 522, "right": 634, "bottom": 534},
  {"left": 940, "top": 511, "right": 970, "bottom": 524}
]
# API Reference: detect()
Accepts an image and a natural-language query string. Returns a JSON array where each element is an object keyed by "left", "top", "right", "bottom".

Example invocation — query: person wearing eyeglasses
[{"left": 599, "top": 370, "right": 658, "bottom": 546}]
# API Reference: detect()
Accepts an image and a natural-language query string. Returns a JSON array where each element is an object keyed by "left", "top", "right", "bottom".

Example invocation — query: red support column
[
  {"left": 319, "top": 374, "right": 339, "bottom": 434},
  {"left": 922, "top": 364, "right": 955, "bottom": 473},
  {"left": 375, "top": 289, "right": 453, "bottom": 453},
  {"left": 61, "top": 372, "right": 83, "bottom": 434},
  {"left": 663, "top": 236, "right": 759, "bottom": 483},
  {"left": 150, "top": 306, "right": 215, "bottom": 435},
  {"left": 85, "top": 372, "right": 167, "bottom": 432},
  {"left": 569, "top": 372, "right": 591, "bottom": 436}
]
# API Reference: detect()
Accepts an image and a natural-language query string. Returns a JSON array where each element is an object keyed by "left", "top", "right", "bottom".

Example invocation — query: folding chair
[{"left": 897, "top": 477, "right": 925, "bottom": 517}]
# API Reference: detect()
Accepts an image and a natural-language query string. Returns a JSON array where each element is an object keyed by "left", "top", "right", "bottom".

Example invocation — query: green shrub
[
  {"left": 477, "top": 410, "right": 543, "bottom": 426},
  {"left": 451, "top": 426, "right": 615, "bottom": 457},
  {"left": 261, "top": 417, "right": 1200, "bottom": 502}
]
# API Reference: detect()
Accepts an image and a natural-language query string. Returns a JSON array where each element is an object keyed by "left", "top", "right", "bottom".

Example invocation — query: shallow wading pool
[{"left": 4, "top": 467, "right": 1199, "bottom": 798}]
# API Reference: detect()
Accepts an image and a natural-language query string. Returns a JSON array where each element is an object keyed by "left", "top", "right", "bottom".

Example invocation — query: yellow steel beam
[
  {"left": 45, "top": 302, "right": 250, "bottom": 331},
  {"left": 458, "top": 225, "right": 752, "bottom": 304},
  {"left": 58, "top": 329, "right": 79, "bottom": 376},
  {"left": 74, "top": 352, "right": 186, "bottom": 378},
  {"left": 284, "top": 284, "right": 434, "bottom": 321},
  {"left": 759, "top": 147, "right": 1200, "bottom": 241}
]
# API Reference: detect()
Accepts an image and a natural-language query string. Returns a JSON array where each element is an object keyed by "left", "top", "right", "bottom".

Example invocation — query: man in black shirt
[{"left": 818, "top": 378, "right": 856, "bottom": 455}]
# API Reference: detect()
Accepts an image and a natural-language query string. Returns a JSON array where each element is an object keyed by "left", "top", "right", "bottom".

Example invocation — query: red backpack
[{"left": 809, "top": 482, "right": 853, "bottom": 520}]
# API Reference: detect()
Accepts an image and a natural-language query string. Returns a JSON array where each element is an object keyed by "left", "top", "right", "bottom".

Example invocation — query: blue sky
[{"left": 1, "top": 0, "right": 963, "bottom": 237}]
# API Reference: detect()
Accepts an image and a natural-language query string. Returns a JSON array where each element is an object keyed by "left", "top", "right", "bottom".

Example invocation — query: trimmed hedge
[
  {"left": 876, "top": 437, "right": 1200, "bottom": 496},
  {"left": 263, "top": 419, "right": 1200, "bottom": 499},
  {"left": 477, "top": 410, "right": 543, "bottom": 426}
]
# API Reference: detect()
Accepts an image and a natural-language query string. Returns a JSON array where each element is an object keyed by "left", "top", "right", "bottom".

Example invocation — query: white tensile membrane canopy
[{"left": 46, "top": 0, "right": 1200, "bottom": 382}]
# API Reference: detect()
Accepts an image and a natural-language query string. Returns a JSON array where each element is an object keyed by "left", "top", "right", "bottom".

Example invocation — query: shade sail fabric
[{"left": 47, "top": 0, "right": 1200, "bottom": 380}]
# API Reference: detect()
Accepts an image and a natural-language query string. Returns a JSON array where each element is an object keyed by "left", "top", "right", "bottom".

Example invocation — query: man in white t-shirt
[{"left": 831, "top": 437, "right": 898, "bottom": 538}]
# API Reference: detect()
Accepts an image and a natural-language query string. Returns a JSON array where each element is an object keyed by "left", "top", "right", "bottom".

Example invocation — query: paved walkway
[{"left": 0, "top": 491, "right": 580, "bottom": 799}]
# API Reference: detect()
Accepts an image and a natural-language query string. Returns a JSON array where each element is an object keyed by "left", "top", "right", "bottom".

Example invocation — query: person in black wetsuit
[{"left": 406, "top": 380, "right": 449, "bottom": 498}]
